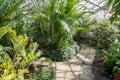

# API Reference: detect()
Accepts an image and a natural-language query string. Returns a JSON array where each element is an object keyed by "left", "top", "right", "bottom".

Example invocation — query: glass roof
[
  {"left": 82, "top": 0, "right": 110, "bottom": 19},
  {"left": 25, "top": 0, "right": 109, "bottom": 19},
  {"left": 81, "top": 0, "right": 106, "bottom": 11}
]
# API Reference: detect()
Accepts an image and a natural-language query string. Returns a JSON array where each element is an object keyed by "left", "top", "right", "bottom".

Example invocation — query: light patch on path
[{"left": 52, "top": 46, "right": 96, "bottom": 80}]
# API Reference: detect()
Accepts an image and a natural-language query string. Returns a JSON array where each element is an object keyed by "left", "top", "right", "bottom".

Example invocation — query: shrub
[
  {"left": 28, "top": 67, "right": 54, "bottom": 80},
  {"left": 102, "top": 42, "right": 120, "bottom": 74},
  {"left": 74, "top": 16, "right": 96, "bottom": 44},
  {"left": 108, "top": 42, "right": 120, "bottom": 54},
  {"left": 42, "top": 42, "right": 80, "bottom": 61},
  {"left": 94, "top": 22, "right": 118, "bottom": 50},
  {"left": 0, "top": 27, "right": 42, "bottom": 80},
  {"left": 103, "top": 53, "right": 120, "bottom": 73}
]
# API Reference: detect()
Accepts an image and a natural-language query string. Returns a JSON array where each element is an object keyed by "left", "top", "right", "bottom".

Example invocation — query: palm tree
[
  {"left": 31, "top": 0, "right": 90, "bottom": 50},
  {"left": 0, "top": 0, "right": 25, "bottom": 46}
]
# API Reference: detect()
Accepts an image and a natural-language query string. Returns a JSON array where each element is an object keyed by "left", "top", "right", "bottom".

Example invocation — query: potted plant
[
  {"left": 113, "top": 66, "right": 120, "bottom": 80},
  {"left": 113, "top": 61, "right": 120, "bottom": 80}
]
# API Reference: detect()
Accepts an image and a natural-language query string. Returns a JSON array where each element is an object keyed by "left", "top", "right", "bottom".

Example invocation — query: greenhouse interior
[{"left": 0, "top": 0, "right": 120, "bottom": 80}]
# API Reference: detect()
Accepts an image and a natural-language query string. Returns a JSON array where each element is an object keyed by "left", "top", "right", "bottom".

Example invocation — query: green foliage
[
  {"left": 0, "top": 0, "right": 25, "bottom": 27},
  {"left": 108, "top": 42, "right": 120, "bottom": 54},
  {"left": 75, "top": 27, "right": 86, "bottom": 33},
  {"left": 102, "top": 42, "right": 120, "bottom": 74},
  {"left": 103, "top": 53, "right": 120, "bottom": 73},
  {"left": 94, "top": 22, "right": 117, "bottom": 50},
  {"left": 74, "top": 16, "right": 96, "bottom": 42},
  {"left": 28, "top": 67, "right": 54, "bottom": 80},
  {"left": 0, "top": 0, "right": 36, "bottom": 38},
  {"left": 31, "top": 0, "right": 91, "bottom": 50},
  {"left": 113, "top": 60, "right": 120, "bottom": 74},
  {"left": 0, "top": 27, "right": 42, "bottom": 80},
  {"left": 0, "top": 0, "right": 28, "bottom": 47},
  {"left": 0, "top": 45, "right": 29, "bottom": 80},
  {"left": 42, "top": 43, "right": 80, "bottom": 61},
  {"left": 12, "top": 20, "right": 34, "bottom": 36},
  {"left": 78, "top": 16, "right": 95, "bottom": 32},
  {"left": 103, "top": 54, "right": 115, "bottom": 72},
  {"left": 107, "top": 0, "right": 120, "bottom": 23}
]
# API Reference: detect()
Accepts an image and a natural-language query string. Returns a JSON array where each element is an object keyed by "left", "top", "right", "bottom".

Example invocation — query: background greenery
[{"left": 0, "top": 0, "right": 120, "bottom": 80}]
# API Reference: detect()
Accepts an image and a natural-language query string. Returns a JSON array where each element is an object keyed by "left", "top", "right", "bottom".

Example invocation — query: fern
[{"left": 0, "top": 0, "right": 25, "bottom": 27}]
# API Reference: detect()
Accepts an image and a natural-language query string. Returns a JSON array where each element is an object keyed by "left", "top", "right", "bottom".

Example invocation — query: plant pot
[{"left": 114, "top": 73, "right": 120, "bottom": 80}]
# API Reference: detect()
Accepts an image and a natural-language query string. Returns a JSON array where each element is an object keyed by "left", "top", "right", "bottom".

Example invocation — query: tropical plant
[
  {"left": 0, "top": 0, "right": 26, "bottom": 27},
  {"left": 74, "top": 16, "right": 96, "bottom": 43},
  {"left": 0, "top": 27, "right": 42, "bottom": 80},
  {"left": 0, "top": 0, "right": 30, "bottom": 47},
  {"left": 94, "top": 21, "right": 117, "bottom": 50},
  {"left": 107, "top": 0, "right": 120, "bottom": 23},
  {"left": 28, "top": 67, "right": 54, "bottom": 80},
  {"left": 108, "top": 42, "right": 120, "bottom": 54},
  {"left": 42, "top": 42, "right": 80, "bottom": 61},
  {"left": 0, "top": 45, "right": 29, "bottom": 80},
  {"left": 103, "top": 53, "right": 120, "bottom": 73},
  {"left": 31, "top": 0, "right": 91, "bottom": 50},
  {"left": 113, "top": 60, "right": 120, "bottom": 74}
]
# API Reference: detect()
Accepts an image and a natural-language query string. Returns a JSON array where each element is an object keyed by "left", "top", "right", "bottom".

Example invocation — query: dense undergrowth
[{"left": 0, "top": 0, "right": 120, "bottom": 80}]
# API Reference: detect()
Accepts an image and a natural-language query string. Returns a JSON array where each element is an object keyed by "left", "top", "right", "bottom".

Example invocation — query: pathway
[{"left": 52, "top": 46, "right": 96, "bottom": 80}]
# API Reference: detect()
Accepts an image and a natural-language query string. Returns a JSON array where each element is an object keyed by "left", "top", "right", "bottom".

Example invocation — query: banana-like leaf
[
  {"left": 0, "top": 27, "right": 10, "bottom": 40},
  {"left": 1, "top": 70, "right": 16, "bottom": 80}
]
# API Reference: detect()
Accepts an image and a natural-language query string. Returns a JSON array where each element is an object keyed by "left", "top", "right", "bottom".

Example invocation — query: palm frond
[
  {"left": 0, "top": 27, "right": 10, "bottom": 40},
  {"left": 59, "top": 19, "right": 71, "bottom": 34},
  {"left": 0, "top": 0, "right": 25, "bottom": 27}
]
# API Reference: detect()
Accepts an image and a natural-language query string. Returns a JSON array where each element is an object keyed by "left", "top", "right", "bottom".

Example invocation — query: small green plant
[
  {"left": 108, "top": 42, "right": 120, "bottom": 54},
  {"left": 103, "top": 53, "right": 120, "bottom": 73},
  {"left": 28, "top": 67, "right": 54, "bottom": 80},
  {"left": 103, "top": 53, "right": 116, "bottom": 72},
  {"left": 113, "top": 61, "right": 120, "bottom": 74},
  {"left": 114, "top": 67, "right": 120, "bottom": 75},
  {"left": 113, "top": 66, "right": 120, "bottom": 74},
  {"left": 42, "top": 42, "right": 80, "bottom": 61}
]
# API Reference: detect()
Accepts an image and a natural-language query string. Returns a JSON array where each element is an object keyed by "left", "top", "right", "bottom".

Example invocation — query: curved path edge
[{"left": 52, "top": 46, "right": 96, "bottom": 80}]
